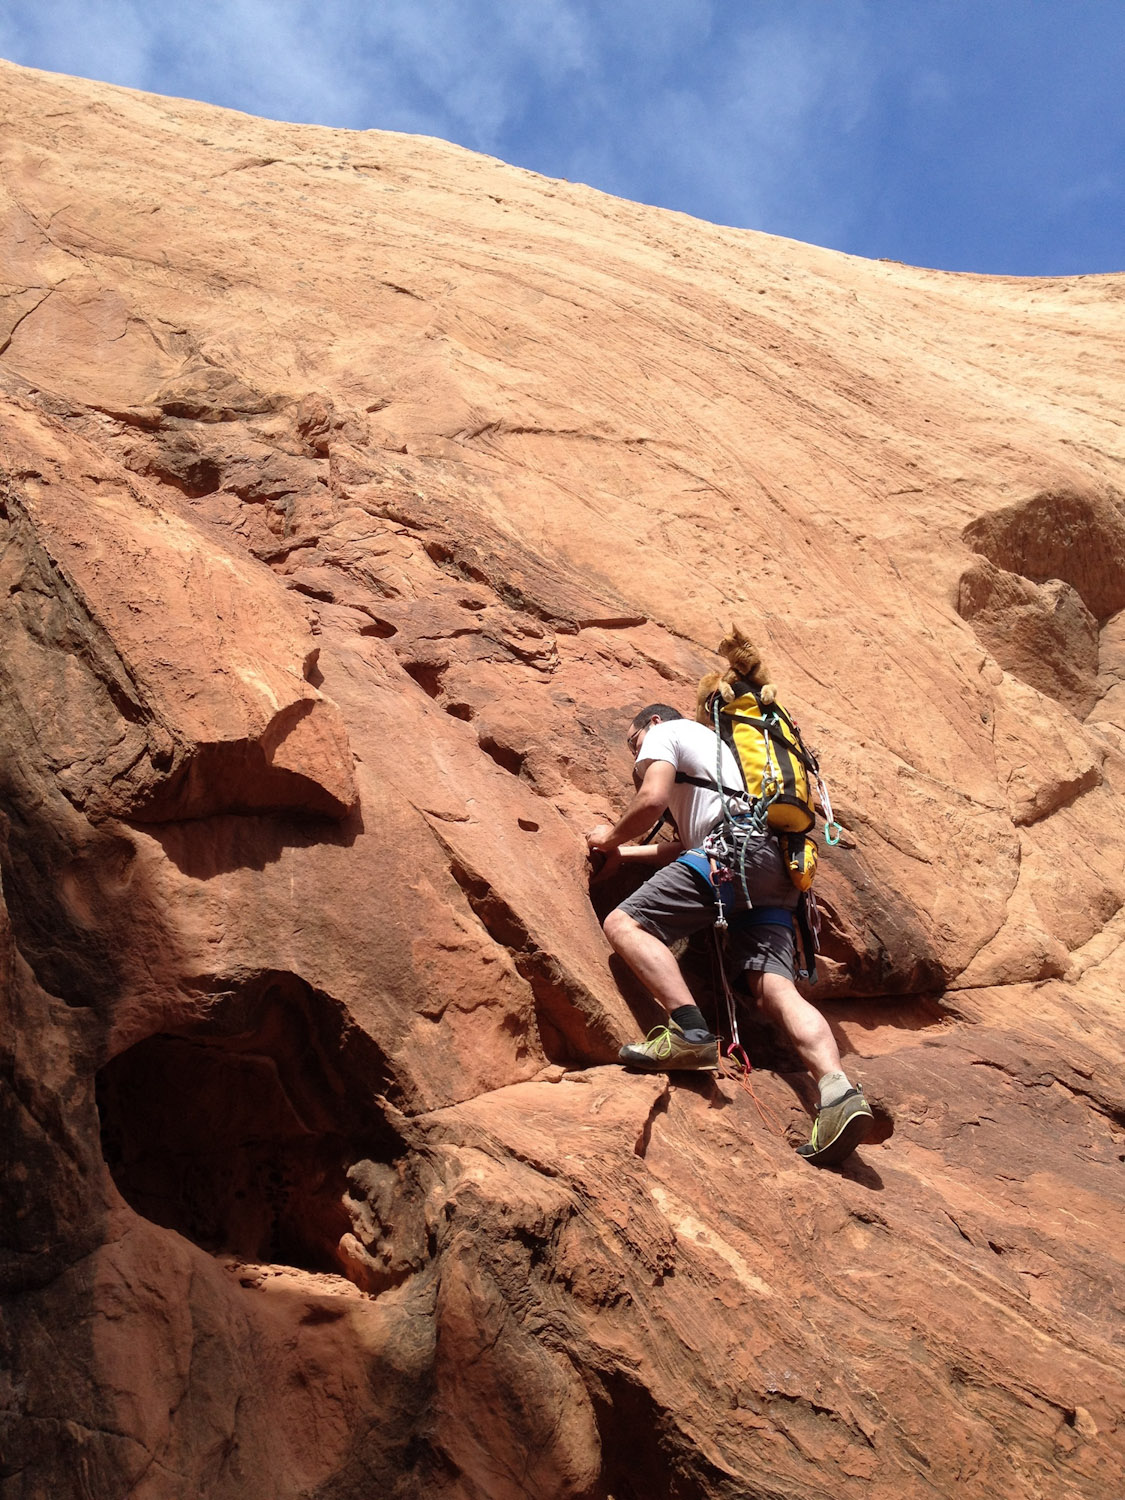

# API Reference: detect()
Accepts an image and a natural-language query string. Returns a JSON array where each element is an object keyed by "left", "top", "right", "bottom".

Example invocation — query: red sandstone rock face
[{"left": 2, "top": 59, "right": 1124, "bottom": 1500}]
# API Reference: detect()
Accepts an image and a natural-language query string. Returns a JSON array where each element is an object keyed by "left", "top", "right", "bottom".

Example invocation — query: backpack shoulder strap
[
  {"left": 674, "top": 771, "right": 746, "bottom": 798},
  {"left": 724, "top": 705, "right": 819, "bottom": 774}
]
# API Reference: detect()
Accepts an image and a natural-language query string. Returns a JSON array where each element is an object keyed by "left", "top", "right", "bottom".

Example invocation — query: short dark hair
[{"left": 630, "top": 703, "right": 683, "bottom": 731}]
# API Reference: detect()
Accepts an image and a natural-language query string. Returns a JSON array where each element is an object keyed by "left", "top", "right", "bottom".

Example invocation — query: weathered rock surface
[{"left": 1, "top": 59, "right": 1123, "bottom": 1500}]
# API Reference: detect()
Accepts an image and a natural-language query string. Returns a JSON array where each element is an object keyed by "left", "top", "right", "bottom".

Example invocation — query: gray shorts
[{"left": 614, "top": 859, "right": 797, "bottom": 982}]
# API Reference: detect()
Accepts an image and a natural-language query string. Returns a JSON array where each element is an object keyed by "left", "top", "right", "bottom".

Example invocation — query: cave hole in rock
[
  {"left": 402, "top": 659, "right": 447, "bottom": 698},
  {"left": 477, "top": 733, "right": 526, "bottom": 776},
  {"left": 153, "top": 454, "right": 223, "bottom": 499},
  {"left": 357, "top": 615, "right": 398, "bottom": 639},
  {"left": 124, "top": 432, "right": 224, "bottom": 499},
  {"left": 96, "top": 971, "right": 404, "bottom": 1282},
  {"left": 592, "top": 1368, "right": 694, "bottom": 1500}
]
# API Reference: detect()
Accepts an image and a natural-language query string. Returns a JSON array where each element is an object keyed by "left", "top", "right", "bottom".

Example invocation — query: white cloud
[
  {"left": 551, "top": 8, "right": 879, "bottom": 243},
  {"left": 340, "top": 0, "right": 595, "bottom": 149},
  {"left": 160, "top": 0, "right": 374, "bottom": 125},
  {"left": 0, "top": 0, "right": 152, "bottom": 89}
]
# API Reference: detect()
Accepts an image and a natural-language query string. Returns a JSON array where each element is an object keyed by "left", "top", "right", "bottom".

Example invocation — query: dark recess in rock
[
  {"left": 477, "top": 733, "right": 526, "bottom": 777},
  {"left": 96, "top": 972, "right": 403, "bottom": 1282}
]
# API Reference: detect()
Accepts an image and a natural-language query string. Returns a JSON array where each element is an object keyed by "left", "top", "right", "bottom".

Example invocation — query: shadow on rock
[{"left": 132, "top": 803, "right": 365, "bottom": 878}]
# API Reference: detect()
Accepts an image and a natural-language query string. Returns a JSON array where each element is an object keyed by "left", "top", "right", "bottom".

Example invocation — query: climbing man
[{"left": 586, "top": 703, "right": 874, "bottom": 1167}]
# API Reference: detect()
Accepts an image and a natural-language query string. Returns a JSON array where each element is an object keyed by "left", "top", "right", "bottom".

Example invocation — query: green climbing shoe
[
  {"left": 797, "top": 1087, "right": 874, "bottom": 1167},
  {"left": 619, "top": 1023, "right": 719, "bottom": 1073}
]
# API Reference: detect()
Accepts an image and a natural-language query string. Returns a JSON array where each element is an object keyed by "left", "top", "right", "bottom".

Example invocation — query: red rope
[{"left": 718, "top": 1042, "right": 788, "bottom": 1138}]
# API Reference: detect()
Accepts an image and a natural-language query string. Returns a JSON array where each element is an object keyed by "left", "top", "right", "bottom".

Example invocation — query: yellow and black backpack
[
  {"left": 676, "top": 679, "right": 837, "bottom": 981},
  {"left": 678, "top": 679, "right": 821, "bottom": 828},
  {"left": 676, "top": 679, "right": 834, "bottom": 893},
  {"left": 689, "top": 680, "right": 829, "bottom": 979},
  {"left": 716, "top": 682, "right": 818, "bottom": 833}
]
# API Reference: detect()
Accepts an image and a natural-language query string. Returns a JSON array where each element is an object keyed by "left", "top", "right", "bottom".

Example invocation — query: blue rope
[{"left": 710, "top": 694, "right": 772, "bottom": 907}]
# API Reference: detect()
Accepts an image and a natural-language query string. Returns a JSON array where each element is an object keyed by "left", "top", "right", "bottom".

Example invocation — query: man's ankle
[
  {"left": 670, "top": 1004, "right": 714, "bottom": 1041},
  {"left": 817, "top": 1070, "right": 853, "bottom": 1108}
]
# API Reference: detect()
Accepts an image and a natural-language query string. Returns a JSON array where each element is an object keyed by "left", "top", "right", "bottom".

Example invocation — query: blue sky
[{"left": 2, "top": 1, "right": 1122, "bottom": 275}]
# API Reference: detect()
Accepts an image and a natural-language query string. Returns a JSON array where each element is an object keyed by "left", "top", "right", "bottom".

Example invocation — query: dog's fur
[{"left": 695, "top": 623, "right": 777, "bottom": 723}]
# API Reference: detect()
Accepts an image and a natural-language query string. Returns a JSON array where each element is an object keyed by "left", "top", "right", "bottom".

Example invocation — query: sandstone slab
[{"left": 2, "top": 59, "right": 1124, "bottom": 1500}]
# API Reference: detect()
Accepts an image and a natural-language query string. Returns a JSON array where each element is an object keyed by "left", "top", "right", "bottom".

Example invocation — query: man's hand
[
  {"left": 584, "top": 760, "right": 676, "bottom": 856},
  {"left": 588, "top": 845, "right": 622, "bottom": 884}
]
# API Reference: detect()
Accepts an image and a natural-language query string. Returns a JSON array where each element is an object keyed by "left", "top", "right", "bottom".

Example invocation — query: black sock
[{"left": 671, "top": 1004, "right": 713, "bottom": 1040}]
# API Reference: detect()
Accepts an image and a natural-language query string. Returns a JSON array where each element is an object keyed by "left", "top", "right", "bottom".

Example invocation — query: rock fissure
[
  {"left": 633, "top": 1083, "right": 672, "bottom": 1159},
  {"left": 0, "top": 287, "right": 57, "bottom": 360},
  {"left": 444, "top": 853, "right": 608, "bottom": 1066}
]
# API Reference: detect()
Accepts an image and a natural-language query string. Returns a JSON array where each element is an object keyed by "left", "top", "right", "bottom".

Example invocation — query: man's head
[{"left": 626, "top": 703, "right": 682, "bottom": 757}]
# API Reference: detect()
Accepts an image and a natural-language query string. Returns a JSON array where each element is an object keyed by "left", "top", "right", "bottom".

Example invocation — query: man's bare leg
[
  {"left": 602, "top": 908, "right": 697, "bottom": 1012},
  {"left": 749, "top": 970, "right": 843, "bottom": 1080},
  {"left": 603, "top": 909, "right": 718, "bottom": 1069},
  {"left": 749, "top": 970, "right": 874, "bottom": 1164}
]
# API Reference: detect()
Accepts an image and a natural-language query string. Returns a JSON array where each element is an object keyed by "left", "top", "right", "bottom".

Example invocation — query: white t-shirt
[{"left": 635, "top": 718, "right": 745, "bottom": 850}]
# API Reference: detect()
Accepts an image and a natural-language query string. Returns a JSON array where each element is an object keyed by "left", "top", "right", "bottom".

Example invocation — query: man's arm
[
  {"left": 589, "top": 836, "right": 685, "bottom": 884},
  {"left": 586, "top": 758, "right": 677, "bottom": 853}
]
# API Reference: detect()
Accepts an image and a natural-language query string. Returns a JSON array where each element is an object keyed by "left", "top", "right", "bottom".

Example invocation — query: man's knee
[
  {"left": 754, "top": 969, "right": 803, "bottom": 1019},
  {"left": 603, "top": 906, "right": 635, "bottom": 950}
]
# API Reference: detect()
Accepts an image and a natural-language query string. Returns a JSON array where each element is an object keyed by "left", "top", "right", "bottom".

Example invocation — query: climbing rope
[
  {"left": 709, "top": 693, "right": 770, "bottom": 909},
  {"left": 710, "top": 926, "right": 787, "bottom": 1137}
]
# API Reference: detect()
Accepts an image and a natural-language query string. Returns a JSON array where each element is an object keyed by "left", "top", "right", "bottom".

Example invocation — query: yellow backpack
[
  {"left": 713, "top": 681, "right": 819, "bottom": 833},
  {"left": 676, "top": 681, "right": 838, "bottom": 905},
  {"left": 682, "top": 681, "right": 836, "bottom": 979}
]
